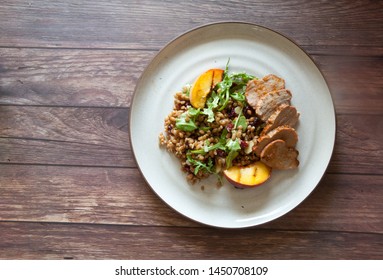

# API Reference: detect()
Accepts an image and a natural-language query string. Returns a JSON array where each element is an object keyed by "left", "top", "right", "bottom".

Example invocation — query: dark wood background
[{"left": 0, "top": 0, "right": 382, "bottom": 259}]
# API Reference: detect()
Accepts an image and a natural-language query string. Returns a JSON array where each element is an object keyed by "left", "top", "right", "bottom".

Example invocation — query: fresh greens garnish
[
  {"left": 188, "top": 134, "right": 242, "bottom": 169},
  {"left": 216, "top": 60, "right": 232, "bottom": 111},
  {"left": 230, "top": 90, "right": 246, "bottom": 102},
  {"left": 213, "top": 60, "right": 255, "bottom": 111},
  {"left": 187, "top": 107, "right": 200, "bottom": 117},
  {"left": 232, "top": 106, "right": 247, "bottom": 132},
  {"left": 190, "top": 138, "right": 226, "bottom": 155},
  {"left": 206, "top": 91, "right": 220, "bottom": 109},
  {"left": 186, "top": 154, "right": 214, "bottom": 175},
  {"left": 225, "top": 138, "right": 241, "bottom": 151},
  {"left": 176, "top": 60, "right": 254, "bottom": 132},
  {"left": 234, "top": 115, "right": 247, "bottom": 131},
  {"left": 202, "top": 107, "right": 215, "bottom": 123},
  {"left": 203, "top": 91, "right": 220, "bottom": 123},
  {"left": 225, "top": 138, "right": 241, "bottom": 168},
  {"left": 176, "top": 60, "right": 258, "bottom": 172},
  {"left": 175, "top": 111, "right": 198, "bottom": 131},
  {"left": 187, "top": 141, "right": 240, "bottom": 174},
  {"left": 175, "top": 107, "right": 200, "bottom": 132},
  {"left": 230, "top": 72, "right": 255, "bottom": 85}
]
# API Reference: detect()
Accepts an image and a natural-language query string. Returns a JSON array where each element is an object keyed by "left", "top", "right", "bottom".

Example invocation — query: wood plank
[
  {"left": 1, "top": 106, "right": 382, "bottom": 174},
  {"left": 1, "top": 48, "right": 383, "bottom": 114},
  {"left": 0, "top": 106, "right": 129, "bottom": 145},
  {"left": 328, "top": 114, "right": 383, "bottom": 175},
  {"left": 0, "top": 164, "right": 382, "bottom": 233},
  {"left": 0, "top": 48, "right": 154, "bottom": 107},
  {"left": 0, "top": 106, "right": 134, "bottom": 167},
  {"left": 0, "top": 138, "right": 133, "bottom": 167},
  {"left": 313, "top": 55, "right": 383, "bottom": 115},
  {"left": 0, "top": 221, "right": 381, "bottom": 259},
  {"left": 0, "top": 0, "right": 382, "bottom": 53},
  {"left": 0, "top": 165, "right": 186, "bottom": 227},
  {"left": 265, "top": 173, "right": 383, "bottom": 233}
]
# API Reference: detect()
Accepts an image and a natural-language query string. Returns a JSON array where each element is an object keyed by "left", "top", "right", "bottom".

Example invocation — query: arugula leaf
[
  {"left": 226, "top": 150, "right": 239, "bottom": 169},
  {"left": 190, "top": 140, "right": 226, "bottom": 155},
  {"left": 215, "top": 60, "right": 256, "bottom": 111},
  {"left": 230, "top": 90, "right": 246, "bottom": 102},
  {"left": 199, "top": 126, "right": 210, "bottom": 131},
  {"left": 187, "top": 107, "right": 200, "bottom": 118},
  {"left": 233, "top": 115, "right": 247, "bottom": 132},
  {"left": 228, "top": 73, "right": 254, "bottom": 103},
  {"left": 203, "top": 91, "right": 220, "bottom": 123},
  {"left": 206, "top": 91, "right": 220, "bottom": 109},
  {"left": 175, "top": 112, "right": 198, "bottom": 132},
  {"left": 202, "top": 107, "right": 215, "bottom": 123},
  {"left": 216, "top": 77, "right": 232, "bottom": 111},
  {"left": 231, "top": 106, "right": 247, "bottom": 132},
  {"left": 226, "top": 138, "right": 241, "bottom": 152},
  {"left": 175, "top": 107, "right": 200, "bottom": 132},
  {"left": 230, "top": 72, "right": 255, "bottom": 85},
  {"left": 215, "top": 60, "right": 233, "bottom": 111},
  {"left": 188, "top": 130, "right": 242, "bottom": 169},
  {"left": 225, "top": 138, "right": 241, "bottom": 168},
  {"left": 186, "top": 154, "right": 214, "bottom": 175},
  {"left": 220, "top": 129, "right": 228, "bottom": 142}
]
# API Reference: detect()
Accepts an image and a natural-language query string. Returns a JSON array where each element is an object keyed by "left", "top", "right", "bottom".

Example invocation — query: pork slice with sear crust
[
  {"left": 263, "top": 74, "right": 285, "bottom": 91},
  {"left": 262, "top": 104, "right": 300, "bottom": 135},
  {"left": 245, "top": 79, "right": 264, "bottom": 108},
  {"left": 255, "top": 89, "right": 292, "bottom": 122},
  {"left": 253, "top": 125, "right": 298, "bottom": 156},
  {"left": 245, "top": 74, "right": 285, "bottom": 108},
  {"left": 260, "top": 139, "right": 299, "bottom": 170}
]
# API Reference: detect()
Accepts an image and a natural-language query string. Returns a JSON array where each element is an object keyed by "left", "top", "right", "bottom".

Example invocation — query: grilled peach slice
[
  {"left": 190, "top": 68, "right": 224, "bottom": 108},
  {"left": 223, "top": 161, "right": 271, "bottom": 188}
]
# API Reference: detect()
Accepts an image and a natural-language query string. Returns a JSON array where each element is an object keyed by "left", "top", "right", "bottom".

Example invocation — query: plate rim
[{"left": 128, "top": 21, "right": 337, "bottom": 228}]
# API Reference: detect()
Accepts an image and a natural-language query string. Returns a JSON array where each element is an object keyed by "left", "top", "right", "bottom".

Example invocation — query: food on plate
[
  {"left": 223, "top": 161, "right": 271, "bottom": 188},
  {"left": 253, "top": 125, "right": 298, "bottom": 156},
  {"left": 190, "top": 69, "right": 224, "bottom": 109},
  {"left": 260, "top": 139, "right": 299, "bottom": 169},
  {"left": 158, "top": 61, "right": 300, "bottom": 187},
  {"left": 254, "top": 89, "right": 292, "bottom": 121},
  {"left": 261, "top": 104, "right": 299, "bottom": 135},
  {"left": 245, "top": 74, "right": 285, "bottom": 108}
]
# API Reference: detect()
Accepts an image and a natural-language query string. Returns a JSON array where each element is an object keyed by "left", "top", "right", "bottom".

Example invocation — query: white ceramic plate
[{"left": 130, "top": 22, "right": 336, "bottom": 228}]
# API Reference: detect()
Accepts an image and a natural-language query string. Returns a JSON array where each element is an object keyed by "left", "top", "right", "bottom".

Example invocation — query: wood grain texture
[
  {"left": 0, "top": 0, "right": 382, "bottom": 260},
  {"left": 0, "top": 164, "right": 382, "bottom": 233},
  {"left": 0, "top": 0, "right": 382, "bottom": 53},
  {"left": 1, "top": 106, "right": 382, "bottom": 174},
  {"left": 0, "top": 48, "right": 154, "bottom": 107},
  {"left": 329, "top": 114, "right": 383, "bottom": 175},
  {"left": 1, "top": 49, "right": 382, "bottom": 114},
  {"left": 0, "top": 106, "right": 133, "bottom": 167},
  {"left": 313, "top": 55, "right": 383, "bottom": 115},
  {"left": 0, "top": 221, "right": 382, "bottom": 260}
]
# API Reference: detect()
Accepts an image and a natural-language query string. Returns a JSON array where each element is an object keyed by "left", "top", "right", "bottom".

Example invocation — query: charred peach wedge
[
  {"left": 190, "top": 68, "right": 224, "bottom": 108},
  {"left": 223, "top": 161, "right": 271, "bottom": 188}
]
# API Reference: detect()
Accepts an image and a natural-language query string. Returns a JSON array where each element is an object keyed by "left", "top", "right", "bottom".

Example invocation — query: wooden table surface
[{"left": 0, "top": 0, "right": 382, "bottom": 260}]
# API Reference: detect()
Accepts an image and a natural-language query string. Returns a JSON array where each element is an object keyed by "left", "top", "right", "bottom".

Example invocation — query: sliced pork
[
  {"left": 254, "top": 125, "right": 298, "bottom": 156},
  {"left": 255, "top": 89, "right": 292, "bottom": 122},
  {"left": 262, "top": 104, "right": 300, "bottom": 135},
  {"left": 245, "top": 73, "right": 300, "bottom": 170},
  {"left": 263, "top": 74, "right": 285, "bottom": 90},
  {"left": 260, "top": 139, "right": 299, "bottom": 170},
  {"left": 245, "top": 74, "right": 285, "bottom": 108}
]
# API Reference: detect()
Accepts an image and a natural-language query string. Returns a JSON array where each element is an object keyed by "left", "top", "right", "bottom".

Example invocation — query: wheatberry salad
[{"left": 159, "top": 61, "right": 300, "bottom": 188}]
